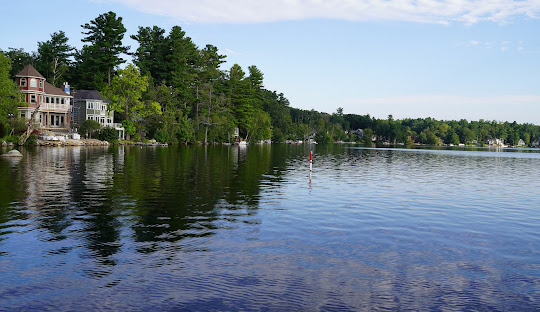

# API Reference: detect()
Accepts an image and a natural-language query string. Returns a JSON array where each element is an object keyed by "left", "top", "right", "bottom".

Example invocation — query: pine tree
[
  {"left": 81, "top": 11, "right": 129, "bottom": 87},
  {"left": 131, "top": 26, "right": 170, "bottom": 83},
  {"left": 35, "top": 31, "right": 74, "bottom": 87},
  {"left": 2, "top": 48, "right": 34, "bottom": 78}
]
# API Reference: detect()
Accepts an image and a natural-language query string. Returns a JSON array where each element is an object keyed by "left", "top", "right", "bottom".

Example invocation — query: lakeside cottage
[
  {"left": 72, "top": 90, "right": 125, "bottom": 140},
  {"left": 15, "top": 65, "right": 72, "bottom": 131},
  {"left": 485, "top": 138, "right": 506, "bottom": 147}
]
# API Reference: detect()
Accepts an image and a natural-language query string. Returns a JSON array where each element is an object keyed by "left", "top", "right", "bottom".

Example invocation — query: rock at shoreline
[{"left": 1, "top": 150, "right": 23, "bottom": 157}]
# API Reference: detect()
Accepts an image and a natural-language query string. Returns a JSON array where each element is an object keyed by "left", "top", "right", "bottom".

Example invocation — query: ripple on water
[{"left": 1, "top": 145, "right": 540, "bottom": 310}]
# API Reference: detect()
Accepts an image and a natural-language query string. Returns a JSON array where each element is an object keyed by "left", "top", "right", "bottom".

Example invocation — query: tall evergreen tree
[
  {"left": 227, "top": 64, "right": 252, "bottom": 137},
  {"left": 35, "top": 31, "right": 74, "bottom": 87},
  {"left": 193, "top": 44, "right": 225, "bottom": 133},
  {"left": 81, "top": 11, "right": 129, "bottom": 87},
  {"left": 131, "top": 26, "right": 169, "bottom": 83},
  {"left": 2, "top": 48, "right": 35, "bottom": 78},
  {"left": 168, "top": 26, "right": 199, "bottom": 105},
  {"left": 247, "top": 65, "right": 264, "bottom": 96},
  {"left": 71, "top": 46, "right": 107, "bottom": 90}
]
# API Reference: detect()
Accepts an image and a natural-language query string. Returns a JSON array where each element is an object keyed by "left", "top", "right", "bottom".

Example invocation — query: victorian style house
[{"left": 15, "top": 65, "right": 72, "bottom": 132}]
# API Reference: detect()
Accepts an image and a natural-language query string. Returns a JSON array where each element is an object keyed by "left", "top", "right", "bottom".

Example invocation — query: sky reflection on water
[{"left": 0, "top": 144, "right": 539, "bottom": 311}]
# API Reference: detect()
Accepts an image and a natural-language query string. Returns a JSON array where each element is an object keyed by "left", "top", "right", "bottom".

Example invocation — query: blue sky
[{"left": 2, "top": 0, "right": 539, "bottom": 123}]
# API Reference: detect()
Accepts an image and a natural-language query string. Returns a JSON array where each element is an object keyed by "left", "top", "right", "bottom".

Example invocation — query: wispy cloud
[
  {"left": 223, "top": 48, "right": 241, "bottom": 56},
  {"left": 458, "top": 40, "right": 527, "bottom": 52},
  {"left": 94, "top": 0, "right": 540, "bottom": 24}
]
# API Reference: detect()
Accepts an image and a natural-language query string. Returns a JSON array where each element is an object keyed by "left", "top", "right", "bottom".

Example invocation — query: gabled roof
[
  {"left": 72, "top": 90, "right": 109, "bottom": 103},
  {"left": 72, "top": 89, "right": 104, "bottom": 101},
  {"left": 15, "top": 64, "right": 45, "bottom": 79},
  {"left": 44, "top": 81, "right": 71, "bottom": 96}
]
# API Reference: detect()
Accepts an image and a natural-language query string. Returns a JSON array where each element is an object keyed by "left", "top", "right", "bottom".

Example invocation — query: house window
[
  {"left": 56, "top": 98, "right": 59, "bottom": 104},
  {"left": 46, "top": 97, "right": 50, "bottom": 103},
  {"left": 20, "top": 113, "right": 25, "bottom": 118},
  {"left": 39, "top": 80, "right": 43, "bottom": 88},
  {"left": 30, "top": 95, "right": 36, "bottom": 103},
  {"left": 20, "top": 78, "right": 27, "bottom": 86},
  {"left": 30, "top": 78, "right": 37, "bottom": 88},
  {"left": 61, "top": 98, "right": 64, "bottom": 104}
]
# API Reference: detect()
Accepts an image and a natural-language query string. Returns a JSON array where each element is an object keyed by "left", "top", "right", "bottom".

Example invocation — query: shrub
[
  {"left": 80, "top": 119, "right": 101, "bottom": 138},
  {"left": 154, "top": 129, "right": 169, "bottom": 143},
  {"left": 98, "top": 126, "right": 118, "bottom": 142},
  {"left": 3, "top": 135, "right": 20, "bottom": 144},
  {"left": 25, "top": 134, "right": 37, "bottom": 146}
]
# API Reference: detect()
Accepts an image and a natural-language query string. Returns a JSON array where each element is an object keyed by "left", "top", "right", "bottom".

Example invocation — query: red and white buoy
[{"left": 309, "top": 151, "right": 313, "bottom": 171}]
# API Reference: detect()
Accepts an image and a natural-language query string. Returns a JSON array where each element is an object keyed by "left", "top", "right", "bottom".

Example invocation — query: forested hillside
[{"left": 2, "top": 11, "right": 539, "bottom": 146}]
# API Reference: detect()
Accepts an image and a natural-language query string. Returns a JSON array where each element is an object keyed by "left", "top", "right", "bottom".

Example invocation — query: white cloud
[{"left": 95, "top": 0, "right": 540, "bottom": 24}]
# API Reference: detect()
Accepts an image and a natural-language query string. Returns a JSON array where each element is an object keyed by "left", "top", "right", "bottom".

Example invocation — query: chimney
[{"left": 62, "top": 82, "right": 70, "bottom": 95}]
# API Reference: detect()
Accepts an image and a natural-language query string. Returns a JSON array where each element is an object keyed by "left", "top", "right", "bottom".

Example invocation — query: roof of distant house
[
  {"left": 15, "top": 64, "right": 45, "bottom": 78},
  {"left": 72, "top": 90, "right": 109, "bottom": 102},
  {"left": 44, "top": 81, "right": 71, "bottom": 96}
]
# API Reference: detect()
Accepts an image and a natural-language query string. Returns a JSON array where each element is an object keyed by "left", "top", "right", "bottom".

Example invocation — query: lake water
[{"left": 1, "top": 144, "right": 539, "bottom": 311}]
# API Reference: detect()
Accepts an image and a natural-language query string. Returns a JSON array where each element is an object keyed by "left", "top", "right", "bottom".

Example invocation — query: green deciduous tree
[
  {"left": 247, "top": 109, "right": 271, "bottom": 142},
  {"left": 103, "top": 64, "right": 161, "bottom": 140},
  {"left": 98, "top": 126, "right": 119, "bottom": 142},
  {"left": 0, "top": 51, "right": 24, "bottom": 137}
]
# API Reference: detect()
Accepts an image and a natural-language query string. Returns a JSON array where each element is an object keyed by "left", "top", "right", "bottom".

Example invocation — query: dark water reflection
[{"left": 1, "top": 144, "right": 540, "bottom": 311}]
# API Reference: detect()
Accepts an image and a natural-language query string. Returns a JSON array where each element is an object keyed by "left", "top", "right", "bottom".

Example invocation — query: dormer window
[
  {"left": 20, "top": 78, "right": 27, "bottom": 86},
  {"left": 30, "top": 78, "right": 37, "bottom": 88}
]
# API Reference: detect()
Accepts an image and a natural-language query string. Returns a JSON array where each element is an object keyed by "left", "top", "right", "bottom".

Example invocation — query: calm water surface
[{"left": 1, "top": 144, "right": 539, "bottom": 311}]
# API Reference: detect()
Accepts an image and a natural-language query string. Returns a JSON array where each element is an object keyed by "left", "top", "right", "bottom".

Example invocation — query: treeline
[
  {"left": 1, "top": 11, "right": 540, "bottom": 146},
  {"left": 343, "top": 115, "right": 540, "bottom": 146}
]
